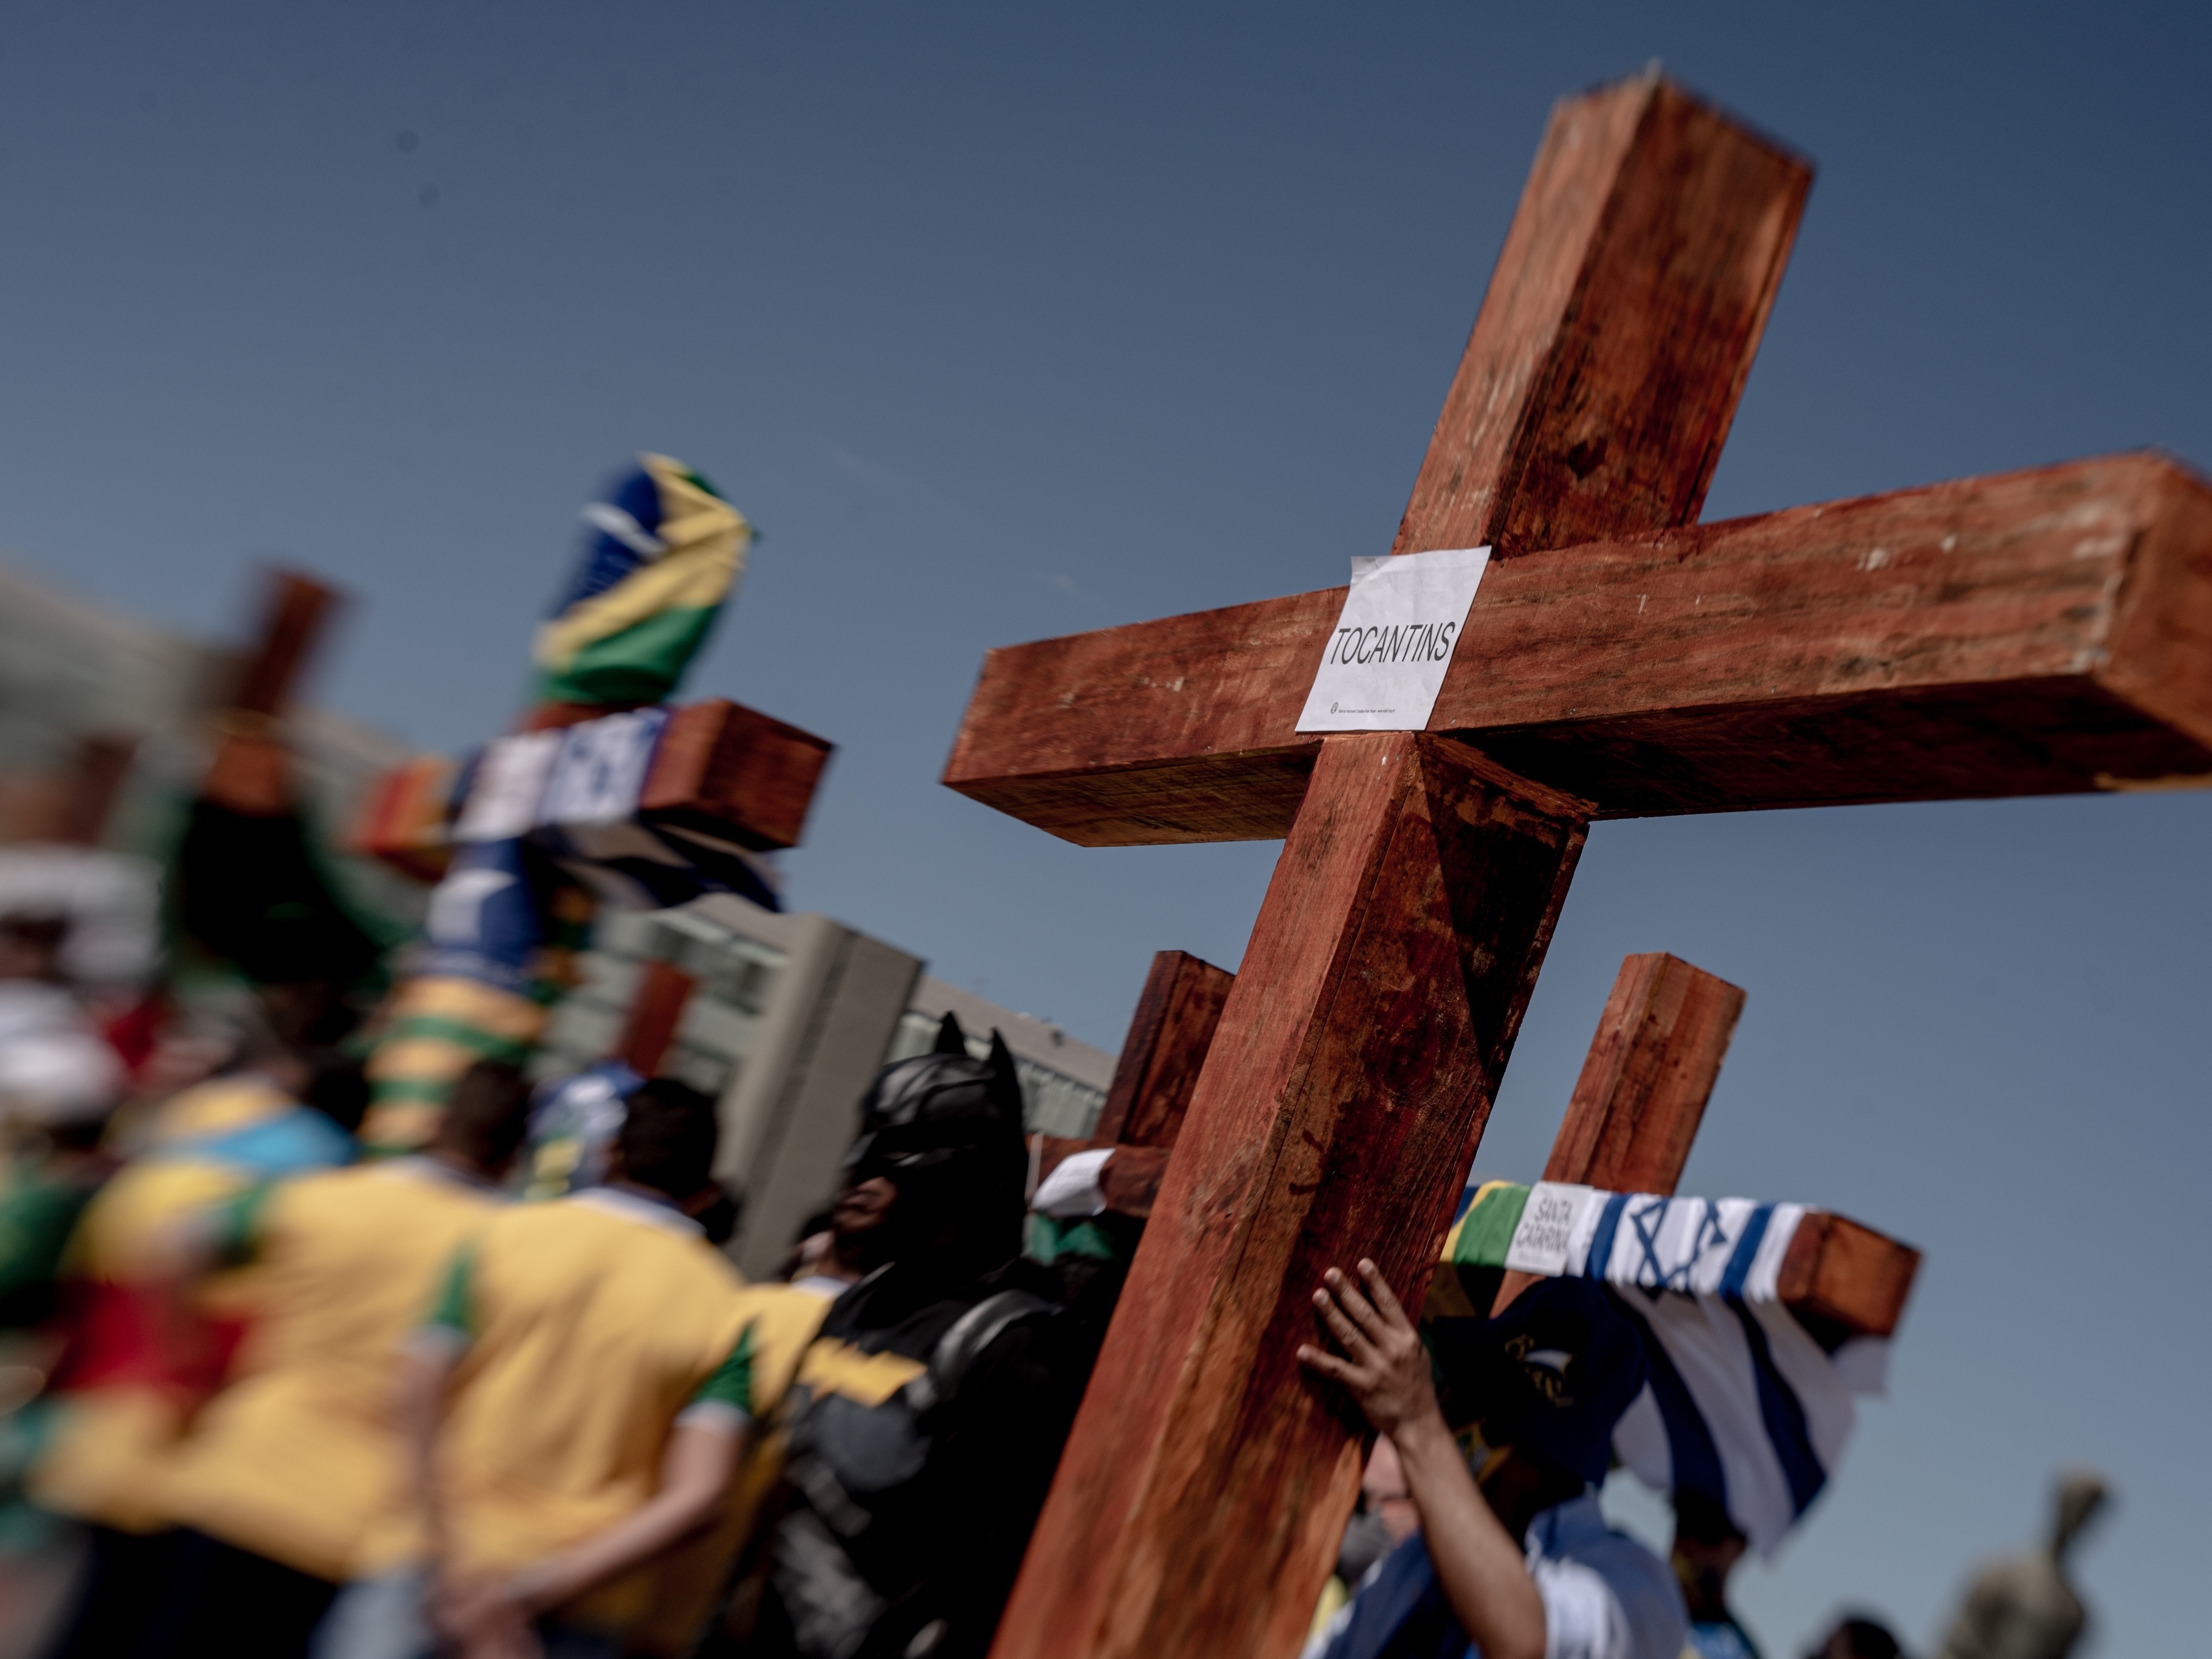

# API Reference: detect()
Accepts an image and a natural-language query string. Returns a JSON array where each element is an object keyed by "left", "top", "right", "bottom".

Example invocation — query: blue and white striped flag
[{"left": 1437, "top": 1182, "right": 1895, "bottom": 1556}]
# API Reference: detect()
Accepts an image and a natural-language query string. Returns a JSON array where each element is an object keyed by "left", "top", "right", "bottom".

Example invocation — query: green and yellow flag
[{"left": 534, "top": 453, "right": 752, "bottom": 707}]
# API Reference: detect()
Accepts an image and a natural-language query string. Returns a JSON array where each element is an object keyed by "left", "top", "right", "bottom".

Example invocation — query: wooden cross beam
[
  {"left": 1473, "top": 951, "right": 1917, "bottom": 1344},
  {"left": 350, "top": 698, "right": 833, "bottom": 882},
  {"left": 0, "top": 733, "right": 136, "bottom": 847},
  {"left": 966, "top": 75, "right": 2156, "bottom": 1659},
  {"left": 1031, "top": 948, "right": 1234, "bottom": 1218},
  {"left": 613, "top": 956, "right": 699, "bottom": 1077},
  {"left": 1057, "top": 949, "right": 1915, "bottom": 1348}
]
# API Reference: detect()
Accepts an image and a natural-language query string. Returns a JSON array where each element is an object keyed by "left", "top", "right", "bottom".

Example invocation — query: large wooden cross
[{"left": 950, "top": 74, "right": 2210, "bottom": 1659}]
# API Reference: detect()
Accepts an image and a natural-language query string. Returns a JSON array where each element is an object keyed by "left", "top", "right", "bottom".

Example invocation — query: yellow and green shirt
[
  {"left": 30, "top": 1076, "right": 349, "bottom": 1533},
  {"left": 413, "top": 1186, "right": 757, "bottom": 1630},
  {"left": 632, "top": 1274, "right": 845, "bottom": 1656},
  {"left": 157, "top": 1158, "right": 504, "bottom": 1581}
]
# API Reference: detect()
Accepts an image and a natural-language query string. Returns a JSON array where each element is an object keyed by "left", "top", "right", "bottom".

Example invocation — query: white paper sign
[
  {"left": 1296, "top": 546, "right": 1490, "bottom": 732},
  {"left": 540, "top": 709, "right": 668, "bottom": 829},
  {"left": 1503, "top": 1181, "right": 1599, "bottom": 1277},
  {"left": 452, "top": 732, "right": 563, "bottom": 843}
]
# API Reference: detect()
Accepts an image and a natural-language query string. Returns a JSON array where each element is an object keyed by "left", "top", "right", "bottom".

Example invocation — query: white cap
[{"left": 0, "top": 1029, "right": 124, "bottom": 1125}]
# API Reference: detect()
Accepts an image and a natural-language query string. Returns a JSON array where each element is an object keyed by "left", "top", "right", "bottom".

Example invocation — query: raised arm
[{"left": 1299, "top": 1260, "right": 1546, "bottom": 1659}]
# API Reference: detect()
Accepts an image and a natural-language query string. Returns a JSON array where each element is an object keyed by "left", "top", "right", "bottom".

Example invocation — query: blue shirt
[
  {"left": 1307, "top": 1492, "right": 1688, "bottom": 1659},
  {"left": 1685, "top": 1618, "right": 1762, "bottom": 1659}
]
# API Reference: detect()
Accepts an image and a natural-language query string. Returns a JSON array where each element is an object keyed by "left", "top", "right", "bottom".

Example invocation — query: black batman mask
[{"left": 843, "top": 1013, "right": 1026, "bottom": 1182}]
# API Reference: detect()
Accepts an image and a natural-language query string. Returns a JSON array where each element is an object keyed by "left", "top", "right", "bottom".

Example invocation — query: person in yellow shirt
[
  {"left": 36, "top": 1026, "right": 356, "bottom": 1659},
  {"left": 400, "top": 1079, "right": 756, "bottom": 1659},
  {"left": 101, "top": 1059, "right": 534, "bottom": 1659},
  {"left": 629, "top": 1271, "right": 845, "bottom": 1659}
]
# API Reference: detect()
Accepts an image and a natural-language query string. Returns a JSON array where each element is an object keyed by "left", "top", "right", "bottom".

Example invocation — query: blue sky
[{"left": 1, "top": 3, "right": 2207, "bottom": 1650}]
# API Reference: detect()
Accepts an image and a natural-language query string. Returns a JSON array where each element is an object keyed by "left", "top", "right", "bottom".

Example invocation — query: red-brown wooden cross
[{"left": 947, "top": 73, "right": 2212, "bottom": 1659}]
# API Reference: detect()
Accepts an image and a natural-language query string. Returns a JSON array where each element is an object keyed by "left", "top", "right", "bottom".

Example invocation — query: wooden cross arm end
[
  {"left": 643, "top": 699, "right": 834, "bottom": 853},
  {"left": 348, "top": 755, "right": 461, "bottom": 881},
  {"left": 944, "top": 452, "right": 2212, "bottom": 843},
  {"left": 1777, "top": 1209, "right": 1921, "bottom": 1342}
]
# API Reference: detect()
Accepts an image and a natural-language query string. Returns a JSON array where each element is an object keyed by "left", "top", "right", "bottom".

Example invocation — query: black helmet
[{"left": 843, "top": 1012, "right": 1027, "bottom": 1186}]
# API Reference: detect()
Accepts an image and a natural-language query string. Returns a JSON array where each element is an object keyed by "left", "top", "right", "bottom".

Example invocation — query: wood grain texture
[
  {"left": 1492, "top": 951, "right": 1743, "bottom": 1316},
  {"left": 641, "top": 699, "right": 834, "bottom": 852},
  {"left": 992, "top": 75, "right": 1823, "bottom": 1659},
  {"left": 946, "top": 454, "right": 2212, "bottom": 841},
  {"left": 614, "top": 958, "right": 698, "bottom": 1077},
  {"left": 1393, "top": 74, "right": 1808, "bottom": 560},
  {"left": 1093, "top": 950, "right": 1235, "bottom": 1149},
  {"left": 989, "top": 735, "right": 1588, "bottom": 1659},
  {"left": 1776, "top": 1211, "right": 1922, "bottom": 1341},
  {"left": 1545, "top": 953, "right": 1745, "bottom": 1192}
]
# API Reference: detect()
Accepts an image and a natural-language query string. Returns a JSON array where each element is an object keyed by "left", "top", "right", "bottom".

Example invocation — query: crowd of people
[
  {"left": 0, "top": 912, "right": 1133, "bottom": 1659},
  {"left": 0, "top": 901, "right": 1974, "bottom": 1659}
]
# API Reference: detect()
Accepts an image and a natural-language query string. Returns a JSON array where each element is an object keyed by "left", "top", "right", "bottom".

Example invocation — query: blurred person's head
[
  {"left": 0, "top": 1028, "right": 123, "bottom": 1155},
  {"left": 690, "top": 1183, "right": 741, "bottom": 1246},
  {"left": 188, "top": 1002, "right": 308, "bottom": 1097},
  {"left": 1672, "top": 1489, "right": 1750, "bottom": 1621},
  {"left": 608, "top": 1077, "right": 721, "bottom": 1203},
  {"left": 778, "top": 1206, "right": 856, "bottom": 1283},
  {"left": 0, "top": 915, "right": 67, "bottom": 983},
  {"left": 1809, "top": 1615, "right": 1902, "bottom": 1659},
  {"left": 133, "top": 1014, "right": 239, "bottom": 1104},
  {"left": 301, "top": 1051, "right": 371, "bottom": 1138},
  {"left": 832, "top": 1012, "right": 1028, "bottom": 1281},
  {"left": 1338, "top": 1435, "right": 1421, "bottom": 1587},
  {"left": 1362, "top": 1435, "right": 1420, "bottom": 1544},
  {"left": 430, "top": 1060, "right": 534, "bottom": 1181}
]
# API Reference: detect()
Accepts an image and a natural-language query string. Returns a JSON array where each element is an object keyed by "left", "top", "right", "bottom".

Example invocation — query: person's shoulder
[
  {"left": 1531, "top": 1506, "right": 1686, "bottom": 1659},
  {"left": 252, "top": 1159, "right": 363, "bottom": 1220},
  {"left": 340, "top": 1158, "right": 503, "bottom": 1220},
  {"left": 469, "top": 1192, "right": 591, "bottom": 1252}
]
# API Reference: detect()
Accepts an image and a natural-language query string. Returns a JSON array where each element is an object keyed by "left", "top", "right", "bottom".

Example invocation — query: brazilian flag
[{"left": 534, "top": 454, "right": 753, "bottom": 707}]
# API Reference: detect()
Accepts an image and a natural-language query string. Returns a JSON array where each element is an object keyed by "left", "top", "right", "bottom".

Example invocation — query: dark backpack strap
[{"left": 905, "top": 1288, "right": 1055, "bottom": 1413}]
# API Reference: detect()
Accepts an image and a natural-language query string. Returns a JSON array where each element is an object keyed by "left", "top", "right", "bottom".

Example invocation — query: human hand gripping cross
[
  {"left": 1299, "top": 1260, "right": 1547, "bottom": 1659},
  {"left": 1297, "top": 1260, "right": 1441, "bottom": 1443}
]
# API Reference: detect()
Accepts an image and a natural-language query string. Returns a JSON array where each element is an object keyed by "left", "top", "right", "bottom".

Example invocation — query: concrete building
[
  {"left": 538, "top": 895, "right": 1115, "bottom": 1279},
  {"left": 0, "top": 558, "right": 425, "bottom": 933}
]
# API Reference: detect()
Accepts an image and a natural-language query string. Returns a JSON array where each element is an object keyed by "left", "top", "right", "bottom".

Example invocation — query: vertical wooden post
[
  {"left": 987, "top": 78, "right": 1810, "bottom": 1659},
  {"left": 201, "top": 568, "right": 343, "bottom": 816},
  {"left": 227, "top": 571, "right": 343, "bottom": 718},
  {"left": 994, "top": 735, "right": 1588, "bottom": 1659},
  {"left": 1494, "top": 952, "right": 1745, "bottom": 1313},
  {"left": 613, "top": 958, "right": 699, "bottom": 1077},
  {"left": 1542, "top": 951, "right": 1746, "bottom": 1193},
  {"left": 1093, "top": 950, "right": 1234, "bottom": 1150}
]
